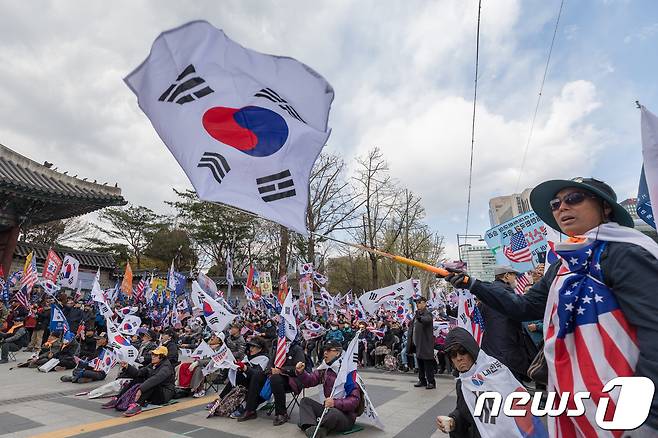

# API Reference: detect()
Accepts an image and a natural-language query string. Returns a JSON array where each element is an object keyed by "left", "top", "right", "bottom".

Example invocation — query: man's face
[
  {"left": 449, "top": 347, "right": 475, "bottom": 372},
  {"left": 552, "top": 188, "right": 610, "bottom": 236},
  {"left": 151, "top": 354, "right": 162, "bottom": 365},
  {"left": 417, "top": 301, "right": 427, "bottom": 310},
  {"left": 323, "top": 348, "right": 341, "bottom": 363},
  {"left": 503, "top": 273, "right": 517, "bottom": 290},
  {"left": 230, "top": 327, "right": 239, "bottom": 336}
]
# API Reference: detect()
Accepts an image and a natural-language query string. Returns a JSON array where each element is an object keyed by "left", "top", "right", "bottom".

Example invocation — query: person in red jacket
[{"left": 294, "top": 340, "right": 361, "bottom": 438}]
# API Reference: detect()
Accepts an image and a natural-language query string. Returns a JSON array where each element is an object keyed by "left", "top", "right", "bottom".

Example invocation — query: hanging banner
[
  {"left": 42, "top": 249, "right": 63, "bottom": 283},
  {"left": 260, "top": 271, "right": 272, "bottom": 294},
  {"left": 483, "top": 211, "right": 547, "bottom": 272}
]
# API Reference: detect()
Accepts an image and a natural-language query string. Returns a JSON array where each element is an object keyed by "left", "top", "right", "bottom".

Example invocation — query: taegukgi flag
[{"left": 124, "top": 20, "right": 334, "bottom": 234}]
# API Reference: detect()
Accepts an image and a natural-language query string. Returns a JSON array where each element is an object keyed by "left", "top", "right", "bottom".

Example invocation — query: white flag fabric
[
  {"left": 197, "top": 272, "right": 219, "bottom": 299},
  {"left": 226, "top": 253, "right": 234, "bottom": 287},
  {"left": 191, "top": 281, "right": 237, "bottom": 332},
  {"left": 92, "top": 348, "right": 118, "bottom": 374},
  {"left": 459, "top": 349, "right": 547, "bottom": 438},
  {"left": 457, "top": 289, "right": 484, "bottom": 345},
  {"left": 359, "top": 279, "right": 415, "bottom": 315},
  {"left": 190, "top": 340, "right": 216, "bottom": 360},
  {"left": 280, "top": 287, "right": 298, "bottom": 341},
  {"left": 356, "top": 374, "right": 385, "bottom": 430},
  {"left": 92, "top": 277, "right": 113, "bottom": 319},
  {"left": 119, "top": 315, "right": 142, "bottom": 336},
  {"left": 331, "top": 332, "right": 360, "bottom": 399},
  {"left": 641, "top": 105, "right": 658, "bottom": 217},
  {"left": 58, "top": 255, "right": 80, "bottom": 289},
  {"left": 106, "top": 318, "right": 139, "bottom": 364},
  {"left": 125, "top": 20, "right": 334, "bottom": 234}
]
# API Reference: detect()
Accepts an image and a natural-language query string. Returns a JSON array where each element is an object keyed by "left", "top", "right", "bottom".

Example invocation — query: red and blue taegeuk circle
[
  {"left": 203, "top": 301, "right": 214, "bottom": 318},
  {"left": 114, "top": 335, "right": 130, "bottom": 347},
  {"left": 202, "top": 106, "right": 288, "bottom": 157},
  {"left": 471, "top": 373, "right": 485, "bottom": 387}
]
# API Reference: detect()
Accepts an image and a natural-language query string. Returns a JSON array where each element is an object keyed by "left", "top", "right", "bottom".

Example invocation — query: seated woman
[
  {"left": 187, "top": 332, "right": 224, "bottom": 397},
  {"left": 102, "top": 345, "right": 175, "bottom": 417},
  {"left": 295, "top": 340, "right": 361, "bottom": 438},
  {"left": 135, "top": 328, "right": 157, "bottom": 366},
  {"left": 218, "top": 337, "right": 270, "bottom": 420}
]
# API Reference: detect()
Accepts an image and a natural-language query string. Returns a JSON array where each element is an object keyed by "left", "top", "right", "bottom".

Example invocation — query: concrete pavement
[{"left": 0, "top": 351, "right": 457, "bottom": 437}]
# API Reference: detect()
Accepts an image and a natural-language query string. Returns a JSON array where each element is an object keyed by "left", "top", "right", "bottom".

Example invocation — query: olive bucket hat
[{"left": 529, "top": 177, "right": 634, "bottom": 232}]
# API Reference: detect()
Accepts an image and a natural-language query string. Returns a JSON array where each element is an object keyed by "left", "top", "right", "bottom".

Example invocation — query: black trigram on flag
[
  {"left": 256, "top": 170, "right": 296, "bottom": 202},
  {"left": 159, "top": 64, "right": 214, "bottom": 105},
  {"left": 198, "top": 152, "right": 231, "bottom": 184},
  {"left": 254, "top": 88, "right": 306, "bottom": 124}
]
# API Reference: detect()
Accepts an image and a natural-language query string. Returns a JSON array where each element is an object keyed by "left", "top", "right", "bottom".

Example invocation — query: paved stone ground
[{"left": 0, "top": 351, "right": 457, "bottom": 437}]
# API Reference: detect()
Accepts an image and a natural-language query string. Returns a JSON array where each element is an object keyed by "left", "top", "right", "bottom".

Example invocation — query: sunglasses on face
[
  {"left": 448, "top": 347, "right": 469, "bottom": 358},
  {"left": 549, "top": 191, "right": 596, "bottom": 212}
]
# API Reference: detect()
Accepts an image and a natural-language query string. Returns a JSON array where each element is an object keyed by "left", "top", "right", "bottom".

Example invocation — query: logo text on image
[{"left": 473, "top": 377, "right": 655, "bottom": 430}]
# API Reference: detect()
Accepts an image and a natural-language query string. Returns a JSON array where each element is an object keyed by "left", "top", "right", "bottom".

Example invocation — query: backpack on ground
[{"left": 211, "top": 385, "right": 247, "bottom": 417}]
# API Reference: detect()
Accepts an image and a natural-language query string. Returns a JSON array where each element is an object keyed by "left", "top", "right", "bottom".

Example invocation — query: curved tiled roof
[{"left": 0, "top": 144, "right": 126, "bottom": 225}]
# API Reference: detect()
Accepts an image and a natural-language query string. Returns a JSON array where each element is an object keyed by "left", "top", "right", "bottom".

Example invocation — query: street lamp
[{"left": 456, "top": 234, "right": 485, "bottom": 261}]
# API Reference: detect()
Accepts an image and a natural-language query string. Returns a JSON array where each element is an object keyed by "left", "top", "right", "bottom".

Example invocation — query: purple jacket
[{"left": 298, "top": 368, "right": 361, "bottom": 420}]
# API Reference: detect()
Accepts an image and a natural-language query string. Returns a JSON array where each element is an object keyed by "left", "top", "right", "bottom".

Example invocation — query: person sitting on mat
[
  {"left": 295, "top": 340, "right": 361, "bottom": 438},
  {"left": 102, "top": 345, "right": 175, "bottom": 417}
]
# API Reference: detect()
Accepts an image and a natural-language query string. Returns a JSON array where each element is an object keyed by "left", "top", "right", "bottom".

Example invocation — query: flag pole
[
  {"left": 309, "top": 231, "right": 470, "bottom": 283},
  {"left": 205, "top": 201, "right": 466, "bottom": 282},
  {"left": 311, "top": 407, "right": 329, "bottom": 438}
]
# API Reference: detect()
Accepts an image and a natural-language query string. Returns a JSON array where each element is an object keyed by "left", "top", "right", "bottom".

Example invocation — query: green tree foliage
[
  {"left": 143, "top": 227, "right": 198, "bottom": 272},
  {"left": 88, "top": 204, "right": 165, "bottom": 269}
]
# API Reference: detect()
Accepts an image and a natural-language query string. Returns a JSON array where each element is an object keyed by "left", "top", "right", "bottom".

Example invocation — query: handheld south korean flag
[{"left": 125, "top": 20, "right": 334, "bottom": 234}]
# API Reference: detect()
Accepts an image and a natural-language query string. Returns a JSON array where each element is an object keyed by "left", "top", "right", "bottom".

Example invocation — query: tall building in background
[
  {"left": 620, "top": 198, "right": 640, "bottom": 220},
  {"left": 460, "top": 244, "right": 496, "bottom": 282},
  {"left": 489, "top": 188, "right": 533, "bottom": 226},
  {"left": 620, "top": 198, "right": 657, "bottom": 242}
]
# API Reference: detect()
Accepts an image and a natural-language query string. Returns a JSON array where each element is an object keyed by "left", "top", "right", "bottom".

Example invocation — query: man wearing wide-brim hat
[{"left": 442, "top": 177, "right": 658, "bottom": 436}]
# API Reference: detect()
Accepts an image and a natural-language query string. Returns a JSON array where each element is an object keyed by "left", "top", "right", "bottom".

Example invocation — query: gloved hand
[{"left": 442, "top": 268, "right": 476, "bottom": 289}]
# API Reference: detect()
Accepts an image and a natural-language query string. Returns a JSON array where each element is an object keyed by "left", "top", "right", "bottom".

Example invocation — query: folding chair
[
  {"left": 205, "top": 373, "right": 224, "bottom": 394},
  {"left": 266, "top": 388, "right": 305, "bottom": 416}
]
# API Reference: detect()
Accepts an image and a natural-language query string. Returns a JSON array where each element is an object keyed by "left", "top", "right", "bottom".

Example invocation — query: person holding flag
[
  {"left": 406, "top": 296, "right": 436, "bottom": 390},
  {"left": 295, "top": 339, "right": 362, "bottom": 438},
  {"left": 443, "top": 177, "right": 658, "bottom": 436}
]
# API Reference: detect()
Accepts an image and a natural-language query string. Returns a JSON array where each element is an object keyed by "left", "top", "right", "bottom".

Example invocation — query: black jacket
[
  {"left": 445, "top": 328, "right": 481, "bottom": 438},
  {"left": 163, "top": 339, "right": 179, "bottom": 367},
  {"left": 124, "top": 358, "right": 175, "bottom": 394},
  {"left": 479, "top": 279, "right": 536, "bottom": 377},
  {"left": 470, "top": 241, "right": 658, "bottom": 431},
  {"left": 269, "top": 342, "right": 304, "bottom": 377},
  {"left": 407, "top": 308, "right": 435, "bottom": 360}
]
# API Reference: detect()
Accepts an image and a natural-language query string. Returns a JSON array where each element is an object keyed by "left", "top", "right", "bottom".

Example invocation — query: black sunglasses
[
  {"left": 448, "top": 347, "right": 469, "bottom": 358},
  {"left": 549, "top": 191, "right": 597, "bottom": 212}
]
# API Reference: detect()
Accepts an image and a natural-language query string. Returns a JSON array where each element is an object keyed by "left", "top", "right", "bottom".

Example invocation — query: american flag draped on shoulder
[{"left": 542, "top": 224, "right": 658, "bottom": 437}]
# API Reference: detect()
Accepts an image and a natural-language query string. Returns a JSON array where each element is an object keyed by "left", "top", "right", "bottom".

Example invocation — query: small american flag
[
  {"left": 503, "top": 231, "right": 533, "bottom": 263},
  {"left": 274, "top": 317, "right": 287, "bottom": 368},
  {"left": 14, "top": 286, "right": 31, "bottom": 310},
  {"left": 470, "top": 304, "right": 485, "bottom": 345},
  {"left": 20, "top": 252, "right": 38, "bottom": 293},
  {"left": 514, "top": 272, "right": 531, "bottom": 295},
  {"left": 134, "top": 278, "right": 146, "bottom": 302}
]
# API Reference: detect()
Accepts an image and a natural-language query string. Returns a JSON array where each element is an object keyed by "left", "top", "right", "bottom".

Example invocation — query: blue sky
[{"left": 0, "top": 0, "right": 656, "bottom": 259}]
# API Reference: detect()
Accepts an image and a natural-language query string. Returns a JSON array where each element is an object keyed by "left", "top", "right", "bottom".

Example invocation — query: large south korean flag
[{"left": 125, "top": 21, "right": 334, "bottom": 234}]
